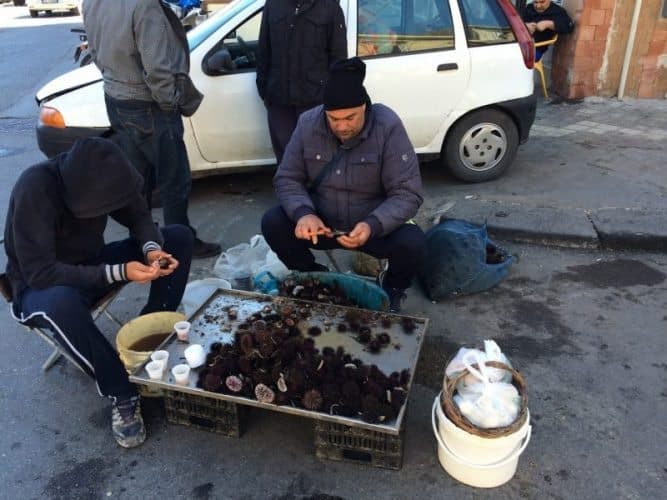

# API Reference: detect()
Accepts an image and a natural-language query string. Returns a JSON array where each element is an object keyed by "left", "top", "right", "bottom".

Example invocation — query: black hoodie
[{"left": 4, "top": 138, "right": 163, "bottom": 299}]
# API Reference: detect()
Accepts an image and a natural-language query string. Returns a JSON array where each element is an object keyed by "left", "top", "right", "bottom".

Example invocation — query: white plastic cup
[
  {"left": 145, "top": 360, "right": 164, "bottom": 380},
  {"left": 174, "top": 320, "right": 191, "bottom": 342},
  {"left": 150, "top": 350, "right": 169, "bottom": 371},
  {"left": 171, "top": 363, "right": 190, "bottom": 385},
  {"left": 184, "top": 344, "right": 206, "bottom": 368}
]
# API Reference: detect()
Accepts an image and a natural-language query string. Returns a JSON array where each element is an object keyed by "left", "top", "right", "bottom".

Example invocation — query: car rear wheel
[
  {"left": 29, "top": 10, "right": 38, "bottom": 17},
  {"left": 443, "top": 109, "right": 519, "bottom": 183},
  {"left": 70, "top": 7, "right": 80, "bottom": 16}
]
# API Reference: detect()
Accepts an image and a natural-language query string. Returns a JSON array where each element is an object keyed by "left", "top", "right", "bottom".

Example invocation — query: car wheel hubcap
[{"left": 458, "top": 122, "right": 507, "bottom": 172}]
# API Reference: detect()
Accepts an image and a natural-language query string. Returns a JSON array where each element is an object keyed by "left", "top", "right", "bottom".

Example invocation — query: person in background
[
  {"left": 523, "top": 0, "right": 574, "bottom": 60},
  {"left": 261, "top": 58, "right": 427, "bottom": 314},
  {"left": 256, "top": 0, "right": 347, "bottom": 165},
  {"left": 83, "top": 0, "right": 221, "bottom": 258},
  {"left": 4, "top": 138, "right": 193, "bottom": 448}
]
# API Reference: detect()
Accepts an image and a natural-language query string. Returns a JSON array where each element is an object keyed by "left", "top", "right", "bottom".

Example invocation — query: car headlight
[{"left": 39, "top": 106, "right": 66, "bottom": 128}]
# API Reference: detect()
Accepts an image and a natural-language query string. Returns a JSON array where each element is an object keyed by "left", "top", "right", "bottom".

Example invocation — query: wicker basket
[{"left": 441, "top": 360, "right": 528, "bottom": 438}]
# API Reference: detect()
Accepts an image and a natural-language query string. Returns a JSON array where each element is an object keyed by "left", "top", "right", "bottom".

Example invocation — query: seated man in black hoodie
[{"left": 3, "top": 138, "right": 193, "bottom": 448}]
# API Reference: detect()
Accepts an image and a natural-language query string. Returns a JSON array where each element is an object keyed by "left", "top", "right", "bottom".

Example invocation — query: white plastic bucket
[{"left": 431, "top": 395, "right": 531, "bottom": 488}]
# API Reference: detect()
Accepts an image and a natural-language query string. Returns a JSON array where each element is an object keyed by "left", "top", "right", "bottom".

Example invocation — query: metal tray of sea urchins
[{"left": 130, "top": 288, "right": 428, "bottom": 434}]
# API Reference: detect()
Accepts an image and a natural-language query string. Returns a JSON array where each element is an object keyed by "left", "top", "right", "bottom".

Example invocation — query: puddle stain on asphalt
[
  {"left": 554, "top": 259, "right": 665, "bottom": 289},
  {"left": 494, "top": 298, "right": 580, "bottom": 362},
  {"left": 44, "top": 458, "right": 109, "bottom": 499}
]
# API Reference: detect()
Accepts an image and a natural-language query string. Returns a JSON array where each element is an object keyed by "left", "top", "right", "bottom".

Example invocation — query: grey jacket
[
  {"left": 83, "top": 0, "right": 203, "bottom": 115},
  {"left": 274, "top": 103, "right": 423, "bottom": 237}
]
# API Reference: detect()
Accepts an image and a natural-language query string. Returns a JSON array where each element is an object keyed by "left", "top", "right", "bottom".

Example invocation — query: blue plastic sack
[{"left": 419, "top": 219, "right": 513, "bottom": 301}]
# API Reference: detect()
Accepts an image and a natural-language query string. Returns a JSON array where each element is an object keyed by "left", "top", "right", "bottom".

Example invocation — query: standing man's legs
[
  {"left": 104, "top": 95, "right": 221, "bottom": 258},
  {"left": 266, "top": 103, "right": 315, "bottom": 165}
]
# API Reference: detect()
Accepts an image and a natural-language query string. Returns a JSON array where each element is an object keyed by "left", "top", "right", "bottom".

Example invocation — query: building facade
[{"left": 550, "top": 0, "right": 667, "bottom": 98}]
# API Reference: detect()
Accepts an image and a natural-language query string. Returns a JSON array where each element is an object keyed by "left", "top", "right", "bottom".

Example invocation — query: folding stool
[{"left": 0, "top": 273, "right": 125, "bottom": 372}]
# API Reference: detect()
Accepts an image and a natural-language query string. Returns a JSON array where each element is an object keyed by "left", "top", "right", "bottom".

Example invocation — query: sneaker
[
  {"left": 111, "top": 395, "right": 146, "bottom": 448},
  {"left": 193, "top": 238, "right": 221, "bottom": 259},
  {"left": 377, "top": 270, "right": 407, "bottom": 314}
]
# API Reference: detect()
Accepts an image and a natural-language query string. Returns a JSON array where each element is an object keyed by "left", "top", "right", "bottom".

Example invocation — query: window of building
[
  {"left": 458, "top": 0, "right": 516, "bottom": 46},
  {"left": 357, "top": 0, "right": 454, "bottom": 57}
]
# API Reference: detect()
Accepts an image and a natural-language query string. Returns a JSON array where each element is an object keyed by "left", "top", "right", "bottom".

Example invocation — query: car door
[
  {"left": 352, "top": 0, "right": 471, "bottom": 151},
  {"left": 188, "top": 5, "right": 274, "bottom": 167}
]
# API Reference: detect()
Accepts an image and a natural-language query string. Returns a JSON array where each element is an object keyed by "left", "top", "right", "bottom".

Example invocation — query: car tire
[
  {"left": 70, "top": 7, "right": 80, "bottom": 16},
  {"left": 29, "top": 10, "right": 38, "bottom": 17},
  {"left": 443, "top": 109, "right": 519, "bottom": 183}
]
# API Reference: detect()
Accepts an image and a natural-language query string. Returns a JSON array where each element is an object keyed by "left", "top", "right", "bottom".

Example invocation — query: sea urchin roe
[
  {"left": 254, "top": 383, "right": 275, "bottom": 403},
  {"left": 226, "top": 375, "right": 243, "bottom": 392}
]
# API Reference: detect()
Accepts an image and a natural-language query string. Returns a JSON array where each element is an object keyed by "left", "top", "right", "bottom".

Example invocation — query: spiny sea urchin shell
[{"left": 302, "top": 389, "right": 323, "bottom": 410}]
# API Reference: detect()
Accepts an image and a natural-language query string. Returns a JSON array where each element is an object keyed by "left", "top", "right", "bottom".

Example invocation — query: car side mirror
[{"left": 204, "top": 48, "right": 236, "bottom": 74}]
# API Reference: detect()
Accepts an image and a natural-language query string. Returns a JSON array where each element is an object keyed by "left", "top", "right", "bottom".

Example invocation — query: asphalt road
[{"left": 0, "top": 5, "right": 666, "bottom": 499}]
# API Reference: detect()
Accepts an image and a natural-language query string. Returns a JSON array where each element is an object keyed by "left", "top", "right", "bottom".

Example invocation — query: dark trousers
[
  {"left": 14, "top": 225, "right": 193, "bottom": 400},
  {"left": 261, "top": 206, "right": 427, "bottom": 290},
  {"left": 104, "top": 95, "right": 195, "bottom": 235},
  {"left": 265, "top": 103, "right": 316, "bottom": 165}
]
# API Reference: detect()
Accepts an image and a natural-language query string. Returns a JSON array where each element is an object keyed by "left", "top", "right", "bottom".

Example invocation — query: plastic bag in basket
[{"left": 454, "top": 353, "right": 521, "bottom": 429}]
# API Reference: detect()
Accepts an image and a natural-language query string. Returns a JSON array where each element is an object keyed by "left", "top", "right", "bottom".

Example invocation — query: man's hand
[
  {"left": 536, "top": 20, "right": 555, "bottom": 32},
  {"left": 146, "top": 249, "right": 179, "bottom": 277},
  {"left": 337, "top": 222, "right": 371, "bottom": 249},
  {"left": 126, "top": 261, "right": 162, "bottom": 284},
  {"left": 525, "top": 22, "right": 537, "bottom": 34},
  {"left": 295, "top": 214, "right": 331, "bottom": 245}
]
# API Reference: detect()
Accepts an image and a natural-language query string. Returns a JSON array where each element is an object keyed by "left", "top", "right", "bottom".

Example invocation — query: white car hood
[{"left": 36, "top": 64, "right": 102, "bottom": 102}]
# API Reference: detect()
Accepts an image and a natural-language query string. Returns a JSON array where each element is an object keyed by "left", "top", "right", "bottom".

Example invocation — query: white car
[
  {"left": 27, "top": 0, "right": 82, "bottom": 17},
  {"left": 35, "top": 0, "right": 536, "bottom": 182}
]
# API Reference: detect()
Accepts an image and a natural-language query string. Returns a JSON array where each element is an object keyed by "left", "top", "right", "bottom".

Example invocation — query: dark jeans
[
  {"left": 261, "top": 206, "right": 427, "bottom": 290},
  {"left": 265, "top": 102, "right": 316, "bottom": 165},
  {"left": 14, "top": 225, "right": 193, "bottom": 400},
  {"left": 104, "top": 95, "right": 194, "bottom": 234}
]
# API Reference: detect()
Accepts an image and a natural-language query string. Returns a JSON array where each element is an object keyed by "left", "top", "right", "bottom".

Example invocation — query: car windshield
[{"left": 187, "top": 0, "right": 259, "bottom": 51}]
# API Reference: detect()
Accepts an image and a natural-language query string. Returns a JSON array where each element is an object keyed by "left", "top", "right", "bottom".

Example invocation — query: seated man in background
[
  {"left": 261, "top": 58, "right": 427, "bottom": 313},
  {"left": 4, "top": 138, "right": 193, "bottom": 449},
  {"left": 523, "top": 0, "right": 574, "bottom": 60}
]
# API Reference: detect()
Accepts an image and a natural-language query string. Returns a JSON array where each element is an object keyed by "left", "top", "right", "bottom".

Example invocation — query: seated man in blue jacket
[
  {"left": 523, "top": 0, "right": 574, "bottom": 61},
  {"left": 261, "top": 57, "right": 427, "bottom": 313},
  {"left": 4, "top": 138, "right": 193, "bottom": 448}
]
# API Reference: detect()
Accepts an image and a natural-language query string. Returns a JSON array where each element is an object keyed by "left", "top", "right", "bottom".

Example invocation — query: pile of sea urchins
[{"left": 197, "top": 302, "right": 410, "bottom": 423}]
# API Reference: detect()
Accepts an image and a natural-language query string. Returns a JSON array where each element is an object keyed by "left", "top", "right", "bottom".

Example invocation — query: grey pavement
[
  {"left": 418, "top": 97, "right": 667, "bottom": 252},
  {"left": 1, "top": 8, "right": 667, "bottom": 496}
]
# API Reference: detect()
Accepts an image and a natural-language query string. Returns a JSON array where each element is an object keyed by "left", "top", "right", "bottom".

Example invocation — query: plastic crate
[
  {"left": 314, "top": 421, "right": 404, "bottom": 470},
  {"left": 164, "top": 390, "right": 243, "bottom": 437}
]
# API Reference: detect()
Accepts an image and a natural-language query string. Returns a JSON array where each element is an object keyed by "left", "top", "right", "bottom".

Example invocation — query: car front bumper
[
  {"left": 36, "top": 123, "right": 109, "bottom": 158},
  {"left": 496, "top": 94, "right": 537, "bottom": 144}
]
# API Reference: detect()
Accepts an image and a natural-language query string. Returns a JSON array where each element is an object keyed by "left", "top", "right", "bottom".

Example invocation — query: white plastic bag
[
  {"left": 213, "top": 235, "right": 288, "bottom": 284},
  {"left": 453, "top": 353, "right": 520, "bottom": 429},
  {"left": 445, "top": 340, "right": 512, "bottom": 385}
]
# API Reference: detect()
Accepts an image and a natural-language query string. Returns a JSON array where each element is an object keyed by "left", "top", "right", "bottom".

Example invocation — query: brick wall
[{"left": 551, "top": 0, "right": 667, "bottom": 99}]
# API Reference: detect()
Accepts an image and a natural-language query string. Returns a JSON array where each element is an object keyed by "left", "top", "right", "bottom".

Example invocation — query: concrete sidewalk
[{"left": 418, "top": 97, "right": 667, "bottom": 252}]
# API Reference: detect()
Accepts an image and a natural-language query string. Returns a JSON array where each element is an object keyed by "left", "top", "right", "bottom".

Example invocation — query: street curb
[{"left": 429, "top": 199, "right": 667, "bottom": 253}]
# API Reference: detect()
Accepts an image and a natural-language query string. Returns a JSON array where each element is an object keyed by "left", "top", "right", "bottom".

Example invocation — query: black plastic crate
[
  {"left": 164, "top": 390, "right": 243, "bottom": 437},
  {"left": 314, "top": 421, "right": 404, "bottom": 470}
]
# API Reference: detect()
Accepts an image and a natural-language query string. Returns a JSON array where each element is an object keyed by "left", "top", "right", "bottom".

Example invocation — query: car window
[
  {"left": 188, "top": 0, "right": 257, "bottom": 51},
  {"left": 357, "top": 0, "right": 454, "bottom": 57},
  {"left": 202, "top": 10, "right": 263, "bottom": 75},
  {"left": 458, "top": 0, "right": 515, "bottom": 46}
]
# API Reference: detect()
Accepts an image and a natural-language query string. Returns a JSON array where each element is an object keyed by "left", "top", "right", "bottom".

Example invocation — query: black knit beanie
[{"left": 323, "top": 57, "right": 368, "bottom": 111}]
